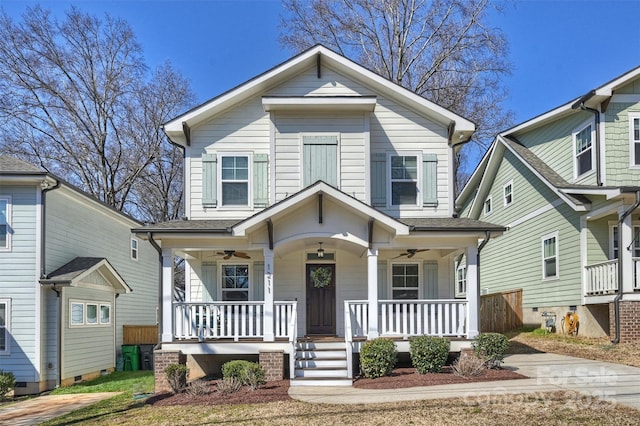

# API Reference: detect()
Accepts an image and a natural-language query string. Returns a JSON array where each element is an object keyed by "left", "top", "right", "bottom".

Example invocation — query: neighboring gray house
[
  {"left": 457, "top": 66, "right": 640, "bottom": 342},
  {"left": 134, "top": 45, "right": 503, "bottom": 388},
  {"left": 0, "top": 155, "right": 158, "bottom": 395}
]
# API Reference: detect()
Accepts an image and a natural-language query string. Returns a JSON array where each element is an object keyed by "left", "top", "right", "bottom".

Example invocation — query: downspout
[
  {"left": 49, "top": 284, "right": 62, "bottom": 388},
  {"left": 476, "top": 231, "right": 491, "bottom": 333},
  {"left": 612, "top": 190, "right": 640, "bottom": 344},
  {"left": 147, "top": 232, "right": 163, "bottom": 349},
  {"left": 573, "top": 100, "right": 603, "bottom": 187}
]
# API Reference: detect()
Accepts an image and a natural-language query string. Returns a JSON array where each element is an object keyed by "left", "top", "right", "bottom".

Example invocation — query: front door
[{"left": 306, "top": 264, "right": 336, "bottom": 335}]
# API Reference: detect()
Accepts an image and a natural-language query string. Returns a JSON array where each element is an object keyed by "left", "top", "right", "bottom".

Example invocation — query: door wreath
[{"left": 311, "top": 266, "right": 332, "bottom": 288}]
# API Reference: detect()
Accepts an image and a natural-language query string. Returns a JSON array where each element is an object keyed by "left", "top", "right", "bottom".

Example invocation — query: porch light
[{"left": 317, "top": 242, "right": 324, "bottom": 258}]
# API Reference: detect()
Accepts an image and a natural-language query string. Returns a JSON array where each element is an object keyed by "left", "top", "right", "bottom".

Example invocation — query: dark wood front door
[{"left": 306, "top": 264, "right": 336, "bottom": 335}]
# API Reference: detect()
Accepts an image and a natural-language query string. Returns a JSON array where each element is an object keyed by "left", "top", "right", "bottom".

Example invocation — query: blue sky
[{"left": 2, "top": 0, "right": 639, "bottom": 126}]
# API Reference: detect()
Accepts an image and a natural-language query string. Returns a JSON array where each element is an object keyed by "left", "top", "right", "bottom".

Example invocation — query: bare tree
[
  {"left": 280, "top": 0, "right": 514, "bottom": 186},
  {"left": 0, "top": 6, "right": 193, "bottom": 221}
]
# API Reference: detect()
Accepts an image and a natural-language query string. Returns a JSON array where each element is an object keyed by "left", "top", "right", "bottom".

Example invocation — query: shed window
[
  {"left": 71, "top": 303, "right": 84, "bottom": 325},
  {"left": 100, "top": 304, "right": 111, "bottom": 324}
]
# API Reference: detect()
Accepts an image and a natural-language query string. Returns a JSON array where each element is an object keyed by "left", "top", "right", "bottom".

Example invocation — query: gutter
[
  {"left": 476, "top": 231, "right": 491, "bottom": 333},
  {"left": 571, "top": 95, "right": 603, "bottom": 187},
  {"left": 147, "top": 232, "right": 164, "bottom": 349},
  {"left": 612, "top": 190, "right": 640, "bottom": 344}
]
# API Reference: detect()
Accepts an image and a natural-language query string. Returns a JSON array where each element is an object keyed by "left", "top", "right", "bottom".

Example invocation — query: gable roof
[
  {"left": 0, "top": 155, "right": 45, "bottom": 174},
  {"left": 40, "top": 257, "right": 132, "bottom": 294},
  {"left": 163, "top": 45, "right": 475, "bottom": 146}
]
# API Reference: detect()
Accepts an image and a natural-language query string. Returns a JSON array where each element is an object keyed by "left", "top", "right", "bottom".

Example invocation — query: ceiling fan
[
  {"left": 217, "top": 250, "right": 251, "bottom": 260},
  {"left": 392, "top": 249, "right": 429, "bottom": 259}
]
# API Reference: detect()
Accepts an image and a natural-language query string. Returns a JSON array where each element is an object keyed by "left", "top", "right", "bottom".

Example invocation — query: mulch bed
[{"left": 147, "top": 367, "right": 526, "bottom": 406}]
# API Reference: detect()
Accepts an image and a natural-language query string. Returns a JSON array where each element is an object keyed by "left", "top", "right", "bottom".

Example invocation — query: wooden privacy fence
[
  {"left": 480, "top": 289, "right": 523, "bottom": 333},
  {"left": 123, "top": 325, "right": 158, "bottom": 345}
]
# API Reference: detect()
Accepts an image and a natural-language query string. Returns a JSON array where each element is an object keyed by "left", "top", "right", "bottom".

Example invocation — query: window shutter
[
  {"left": 202, "top": 263, "right": 217, "bottom": 302},
  {"left": 303, "top": 136, "right": 338, "bottom": 187},
  {"left": 253, "top": 262, "right": 264, "bottom": 301},
  {"left": 423, "top": 261, "right": 438, "bottom": 299},
  {"left": 253, "top": 154, "right": 269, "bottom": 207},
  {"left": 371, "top": 153, "right": 387, "bottom": 207},
  {"left": 202, "top": 154, "right": 217, "bottom": 207},
  {"left": 377, "top": 262, "right": 387, "bottom": 299},
  {"left": 422, "top": 153, "right": 438, "bottom": 207}
]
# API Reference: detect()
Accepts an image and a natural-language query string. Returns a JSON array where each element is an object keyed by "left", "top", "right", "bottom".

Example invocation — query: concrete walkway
[
  {"left": 0, "top": 392, "right": 120, "bottom": 426},
  {"left": 289, "top": 353, "right": 640, "bottom": 410}
]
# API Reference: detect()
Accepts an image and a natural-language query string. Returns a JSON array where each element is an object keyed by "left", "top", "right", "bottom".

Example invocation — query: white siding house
[
  {"left": 136, "top": 45, "right": 503, "bottom": 386},
  {"left": 0, "top": 155, "right": 158, "bottom": 394}
]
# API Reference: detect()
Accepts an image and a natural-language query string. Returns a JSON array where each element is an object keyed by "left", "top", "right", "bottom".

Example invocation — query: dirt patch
[{"left": 353, "top": 366, "right": 526, "bottom": 389}]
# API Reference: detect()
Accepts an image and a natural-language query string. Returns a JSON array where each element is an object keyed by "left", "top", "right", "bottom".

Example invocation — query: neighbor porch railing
[
  {"left": 173, "top": 301, "right": 297, "bottom": 342},
  {"left": 584, "top": 258, "right": 640, "bottom": 295}
]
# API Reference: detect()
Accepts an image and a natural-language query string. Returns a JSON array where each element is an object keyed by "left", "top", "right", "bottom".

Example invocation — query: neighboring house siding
[
  {"left": 45, "top": 189, "right": 158, "bottom": 348},
  {"left": 516, "top": 111, "right": 597, "bottom": 186},
  {"left": 604, "top": 101, "right": 640, "bottom": 186},
  {"left": 0, "top": 185, "right": 38, "bottom": 381}
]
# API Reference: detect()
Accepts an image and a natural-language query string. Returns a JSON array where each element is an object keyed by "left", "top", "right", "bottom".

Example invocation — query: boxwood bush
[
  {"left": 0, "top": 370, "right": 16, "bottom": 399},
  {"left": 360, "top": 338, "right": 397, "bottom": 379},
  {"left": 222, "top": 360, "right": 265, "bottom": 388},
  {"left": 472, "top": 332, "right": 510, "bottom": 368},
  {"left": 409, "top": 336, "right": 450, "bottom": 373}
]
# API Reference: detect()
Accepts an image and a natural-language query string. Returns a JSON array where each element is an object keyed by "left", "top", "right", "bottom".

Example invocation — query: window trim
[
  {"left": 389, "top": 262, "right": 421, "bottom": 300},
  {"left": 573, "top": 120, "right": 595, "bottom": 179},
  {"left": 130, "top": 237, "right": 139, "bottom": 261},
  {"left": 217, "top": 153, "right": 252, "bottom": 208},
  {"left": 69, "top": 300, "right": 112, "bottom": 327},
  {"left": 388, "top": 151, "right": 421, "bottom": 208},
  {"left": 0, "top": 298, "right": 10, "bottom": 355},
  {"left": 629, "top": 112, "right": 640, "bottom": 168},
  {"left": 503, "top": 181, "right": 513, "bottom": 207},
  {"left": 541, "top": 232, "right": 559, "bottom": 280},
  {"left": 0, "top": 196, "right": 12, "bottom": 252},
  {"left": 484, "top": 195, "right": 492, "bottom": 215},
  {"left": 219, "top": 263, "right": 252, "bottom": 302}
]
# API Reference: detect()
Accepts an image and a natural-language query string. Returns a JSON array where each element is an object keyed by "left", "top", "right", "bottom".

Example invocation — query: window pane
[
  {"left": 392, "top": 289, "right": 419, "bottom": 300},
  {"left": 635, "top": 142, "right": 640, "bottom": 166},
  {"left": 634, "top": 118, "right": 639, "bottom": 141},
  {"left": 100, "top": 305, "right": 110, "bottom": 324},
  {"left": 222, "top": 182, "right": 248, "bottom": 205},
  {"left": 576, "top": 126, "right": 592, "bottom": 154},
  {"left": 222, "top": 156, "right": 248, "bottom": 180},
  {"left": 86, "top": 304, "right": 98, "bottom": 324},
  {"left": 71, "top": 303, "right": 83, "bottom": 325},
  {"left": 0, "top": 200, "right": 6, "bottom": 248},
  {"left": 391, "top": 156, "right": 417, "bottom": 179},
  {"left": 222, "top": 290, "right": 249, "bottom": 301},
  {"left": 544, "top": 238, "right": 556, "bottom": 257},
  {"left": 0, "top": 304, "right": 5, "bottom": 327},
  {"left": 392, "top": 182, "right": 417, "bottom": 205},
  {"left": 545, "top": 258, "right": 557, "bottom": 277},
  {"left": 577, "top": 150, "right": 592, "bottom": 175}
]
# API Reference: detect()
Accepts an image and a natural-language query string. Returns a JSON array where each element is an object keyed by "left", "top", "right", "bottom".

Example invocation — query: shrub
[
  {"left": 185, "top": 379, "right": 210, "bottom": 397},
  {"left": 216, "top": 377, "right": 242, "bottom": 395},
  {"left": 360, "top": 338, "right": 397, "bottom": 379},
  {"left": 0, "top": 370, "right": 16, "bottom": 399},
  {"left": 452, "top": 353, "right": 485, "bottom": 378},
  {"left": 164, "top": 364, "right": 189, "bottom": 394},
  {"left": 222, "top": 360, "right": 265, "bottom": 388},
  {"left": 409, "top": 336, "right": 450, "bottom": 374},
  {"left": 472, "top": 332, "right": 510, "bottom": 368}
]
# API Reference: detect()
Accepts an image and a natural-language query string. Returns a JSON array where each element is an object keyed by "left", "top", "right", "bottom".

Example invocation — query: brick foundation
[
  {"left": 259, "top": 350, "right": 284, "bottom": 381},
  {"left": 154, "top": 350, "right": 186, "bottom": 393},
  {"left": 609, "top": 301, "right": 640, "bottom": 342}
]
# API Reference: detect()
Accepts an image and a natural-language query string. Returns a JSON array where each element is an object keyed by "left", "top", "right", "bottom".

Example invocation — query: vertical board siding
[{"left": 0, "top": 186, "right": 38, "bottom": 380}]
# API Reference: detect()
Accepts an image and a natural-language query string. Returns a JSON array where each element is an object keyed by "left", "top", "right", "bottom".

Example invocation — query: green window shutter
[
  {"left": 202, "top": 263, "right": 217, "bottom": 302},
  {"left": 422, "top": 153, "right": 438, "bottom": 207},
  {"left": 371, "top": 153, "right": 387, "bottom": 207},
  {"left": 377, "top": 262, "right": 387, "bottom": 299},
  {"left": 202, "top": 154, "right": 217, "bottom": 207},
  {"left": 253, "top": 262, "right": 264, "bottom": 301},
  {"left": 423, "top": 261, "right": 438, "bottom": 299},
  {"left": 253, "top": 154, "right": 269, "bottom": 208},
  {"left": 303, "top": 136, "right": 338, "bottom": 187}
]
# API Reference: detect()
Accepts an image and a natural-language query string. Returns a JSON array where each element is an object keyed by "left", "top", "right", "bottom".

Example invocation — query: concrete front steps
[{"left": 290, "top": 340, "right": 353, "bottom": 387}]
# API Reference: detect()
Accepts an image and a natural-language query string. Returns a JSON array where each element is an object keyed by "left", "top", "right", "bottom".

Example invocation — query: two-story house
[
  {"left": 135, "top": 45, "right": 503, "bottom": 388},
  {"left": 0, "top": 155, "right": 158, "bottom": 395},
  {"left": 457, "top": 66, "right": 640, "bottom": 343}
]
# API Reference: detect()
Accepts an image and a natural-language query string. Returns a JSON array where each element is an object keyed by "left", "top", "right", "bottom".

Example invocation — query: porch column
[
  {"left": 466, "top": 244, "right": 479, "bottom": 339},
  {"left": 367, "top": 248, "right": 379, "bottom": 339},
  {"left": 619, "top": 206, "right": 634, "bottom": 294},
  {"left": 263, "top": 249, "right": 275, "bottom": 341},
  {"left": 161, "top": 248, "right": 174, "bottom": 343}
]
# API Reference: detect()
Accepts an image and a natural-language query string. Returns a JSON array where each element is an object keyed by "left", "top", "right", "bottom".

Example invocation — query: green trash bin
[{"left": 122, "top": 345, "right": 141, "bottom": 371}]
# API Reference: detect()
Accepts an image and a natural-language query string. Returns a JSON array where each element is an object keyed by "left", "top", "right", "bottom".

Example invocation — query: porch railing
[
  {"left": 173, "top": 301, "right": 297, "bottom": 342},
  {"left": 585, "top": 258, "right": 640, "bottom": 295}
]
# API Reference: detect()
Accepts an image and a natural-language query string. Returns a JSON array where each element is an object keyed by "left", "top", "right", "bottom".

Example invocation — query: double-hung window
[
  {"left": 391, "top": 264, "right": 419, "bottom": 299},
  {"left": 0, "top": 299, "right": 9, "bottom": 354},
  {"left": 484, "top": 196, "right": 492, "bottom": 215},
  {"left": 574, "top": 123, "right": 593, "bottom": 177},
  {"left": 130, "top": 238, "right": 138, "bottom": 261},
  {"left": 456, "top": 265, "right": 467, "bottom": 296},
  {"left": 610, "top": 225, "right": 640, "bottom": 259},
  {"left": 390, "top": 155, "right": 418, "bottom": 206},
  {"left": 503, "top": 181, "right": 513, "bottom": 207},
  {"left": 630, "top": 113, "right": 640, "bottom": 167},
  {"left": 221, "top": 265, "right": 250, "bottom": 301},
  {"left": 542, "top": 233, "right": 559, "bottom": 279},
  {"left": 221, "top": 156, "right": 249, "bottom": 206},
  {"left": 0, "top": 197, "right": 10, "bottom": 251}
]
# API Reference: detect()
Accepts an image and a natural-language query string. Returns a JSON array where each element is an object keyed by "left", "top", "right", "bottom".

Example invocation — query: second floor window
[
  {"left": 503, "top": 182, "right": 513, "bottom": 207},
  {"left": 574, "top": 123, "right": 593, "bottom": 177},
  {"left": 632, "top": 115, "right": 640, "bottom": 166},
  {"left": 0, "top": 197, "right": 10, "bottom": 250},
  {"left": 484, "top": 196, "right": 492, "bottom": 215},
  {"left": 390, "top": 155, "right": 418, "bottom": 205},
  {"left": 221, "top": 156, "right": 249, "bottom": 206}
]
